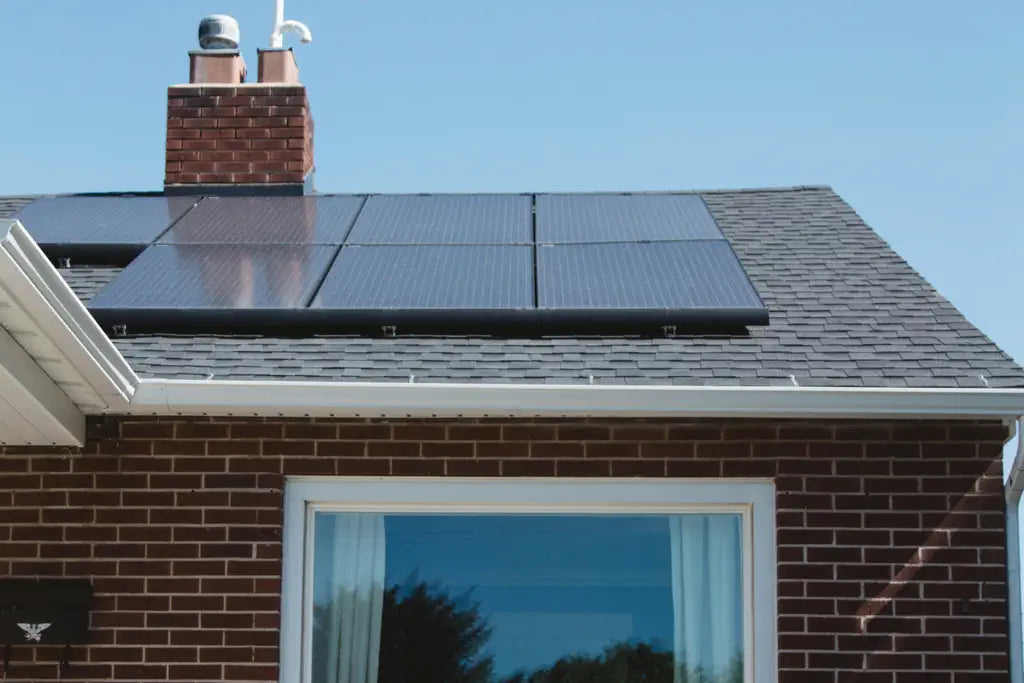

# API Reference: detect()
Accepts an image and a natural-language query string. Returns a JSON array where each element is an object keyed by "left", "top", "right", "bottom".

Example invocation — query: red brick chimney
[{"left": 165, "top": 48, "right": 314, "bottom": 195}]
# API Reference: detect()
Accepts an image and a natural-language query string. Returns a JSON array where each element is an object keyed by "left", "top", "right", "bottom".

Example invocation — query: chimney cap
[{"left": 198, "top": 15, "right": 241, "bottom": 50}]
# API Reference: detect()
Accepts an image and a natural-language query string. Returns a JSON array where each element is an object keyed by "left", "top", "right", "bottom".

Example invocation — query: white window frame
[{"left": 280, "top": 477, "right": 777, "bottom": 683}]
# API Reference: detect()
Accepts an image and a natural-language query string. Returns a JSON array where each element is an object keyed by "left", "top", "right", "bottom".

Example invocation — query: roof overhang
[{"left": 0, "top": 219, "right": 137, "bottom": 445}]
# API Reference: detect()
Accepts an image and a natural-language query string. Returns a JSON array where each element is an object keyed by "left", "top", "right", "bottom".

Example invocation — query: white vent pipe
[{"left": 270, "top": 0, "right": 313, "bottom": 48}]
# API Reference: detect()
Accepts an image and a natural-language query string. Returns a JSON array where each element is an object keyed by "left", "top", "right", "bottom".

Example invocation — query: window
[{"left": 281, "top": 479, "right": 776, "bottom": 683}]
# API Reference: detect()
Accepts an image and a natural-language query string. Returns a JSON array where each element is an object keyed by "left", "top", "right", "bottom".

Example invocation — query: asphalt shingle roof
[
  {"left": 6, "top": 187, "right": 1023, "bottom": 387},
  {"left": 58, "top": 267, "right": 122, "bottom": 303}
]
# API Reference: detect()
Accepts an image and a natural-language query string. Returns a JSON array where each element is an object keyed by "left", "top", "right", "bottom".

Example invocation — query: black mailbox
[{"left": 0, "top": 580, "right": 92, "bottom": 646}]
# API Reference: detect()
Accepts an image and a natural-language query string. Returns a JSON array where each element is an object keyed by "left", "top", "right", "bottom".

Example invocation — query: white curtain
[
  {"left": 325, "top": 514, "right": 386, "bottom": 683},
  {"left": 669, "top": 515, "right": 742, "bottom": 683}
]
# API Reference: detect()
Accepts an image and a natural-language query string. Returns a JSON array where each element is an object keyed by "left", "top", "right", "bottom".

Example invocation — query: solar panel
[
  {"left": 14, "top": 196, "right": 198, "bottom": 257},
  {"left": 75, "top": 193, "right": 769, "bottom": 333},
  {"left": 345, "top": 195, "right": 531, "bottom": 245},
  {"left": 88, "top": 244, "right": 335, "bottom": 310},
  {"left": 312, "top": 245, "right": 533, "bottom": 310},
  {"left": 536, "top": 193, "right": 723, "bottom": 243},
  {"left": 159, "top": 195, "right": 365, "bottom": 245},
  {"left": 537, "top": 241, "right": 766, "bottom": 323}
]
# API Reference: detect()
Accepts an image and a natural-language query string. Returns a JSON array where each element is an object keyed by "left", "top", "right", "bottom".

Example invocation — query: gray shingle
[
  {"left": 60, "top": 268, "right": 122, "bottom": 303},
  {"left": 11, "top": 187, "right": 1022, "bottom": 388}
]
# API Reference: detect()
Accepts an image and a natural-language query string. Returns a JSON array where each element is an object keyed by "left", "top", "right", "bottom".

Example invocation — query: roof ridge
[
  {"left": 0, "top": 185, "right": 836, "bottom": 201},
  {"left": 696, "top": 185, "right": 833, "bottom": 195}
]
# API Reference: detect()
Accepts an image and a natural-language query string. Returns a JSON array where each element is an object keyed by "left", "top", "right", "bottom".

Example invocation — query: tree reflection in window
[{"left": 314, "top": 579, "right": 742, "bottom": 683}]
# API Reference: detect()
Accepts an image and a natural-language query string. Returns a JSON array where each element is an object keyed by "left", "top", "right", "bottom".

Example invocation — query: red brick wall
[
  {"left": 164, "top": 85, "right": 313, "bottom": 187},
  {"left": 0, "top": 418, "right": 1011, "bottom": 682}
]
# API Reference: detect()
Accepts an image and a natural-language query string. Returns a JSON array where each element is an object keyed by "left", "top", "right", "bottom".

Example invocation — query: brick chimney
[{"left": 165, "top": 48, "right": 314, "bottom": 195}]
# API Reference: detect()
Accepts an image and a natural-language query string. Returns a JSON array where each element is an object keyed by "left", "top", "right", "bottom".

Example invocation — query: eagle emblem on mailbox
[{"left": 17, "top": 623, "right": 51, "bottom": 642}]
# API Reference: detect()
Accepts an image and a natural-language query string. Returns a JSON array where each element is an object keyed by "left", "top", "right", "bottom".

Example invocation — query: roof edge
[{"left": 122, "top": 379, "right": 1024, "bottom": 421}]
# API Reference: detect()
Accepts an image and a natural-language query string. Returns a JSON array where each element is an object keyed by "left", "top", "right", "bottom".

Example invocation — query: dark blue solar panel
[
  {"left": 345, "top": 195, "right": 531, "bottom": 244},
  {"left": 537, "top": 241, "right": 765, "bottom": 311},
  {"left": 313, "top": 245, "right": 532, "bottom": 309},
  {"left": 89, "top": 244, "right": 335, "bottom": 309},
  {"left": 14, "top": 196, "right": 198, "bottom": 246},
  {"left": 536, "top": 194, "right": 723, "bottom": 243},
  {"left": 159, "top": 196, "right": 365, "bottom": 245}
]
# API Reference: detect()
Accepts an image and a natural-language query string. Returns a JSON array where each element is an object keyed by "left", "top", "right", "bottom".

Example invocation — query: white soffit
[
  {"left": 0, "top": 325, "right": 83, "bottom": 444},
  {"left": 0, "top": 219, "right": 138, "bottom": 445}
]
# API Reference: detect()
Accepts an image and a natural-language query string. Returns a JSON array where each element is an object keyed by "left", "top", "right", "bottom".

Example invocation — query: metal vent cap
[{"left": 198, "top": 15, "right": 240, "bottom": 50}]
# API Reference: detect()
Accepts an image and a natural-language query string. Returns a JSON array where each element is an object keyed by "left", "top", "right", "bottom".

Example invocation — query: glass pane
[{"left": 311, "top": 513, "right": 743, "bottom": 683}]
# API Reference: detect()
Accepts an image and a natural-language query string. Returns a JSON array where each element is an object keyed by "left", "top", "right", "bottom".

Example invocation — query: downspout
[{"left": 1008, "top": 416, "right": 1023, "bottom": 683}]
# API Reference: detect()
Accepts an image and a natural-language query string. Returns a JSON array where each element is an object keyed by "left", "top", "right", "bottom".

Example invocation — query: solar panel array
[{"left": 19, "top": 193, "right": 768, "bottom": 333}]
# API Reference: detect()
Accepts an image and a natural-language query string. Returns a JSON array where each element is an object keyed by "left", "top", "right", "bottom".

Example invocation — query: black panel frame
[
  {"left": 88, "top": 305, "right": 767, "bottom": 336},
  {"left": 40, "top": 243, "right": 151, "bottom": 267}
]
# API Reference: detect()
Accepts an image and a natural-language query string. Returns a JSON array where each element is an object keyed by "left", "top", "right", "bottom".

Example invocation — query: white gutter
[{"left": 125, "top": 379, "right": 1024, "bottom": 419}]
